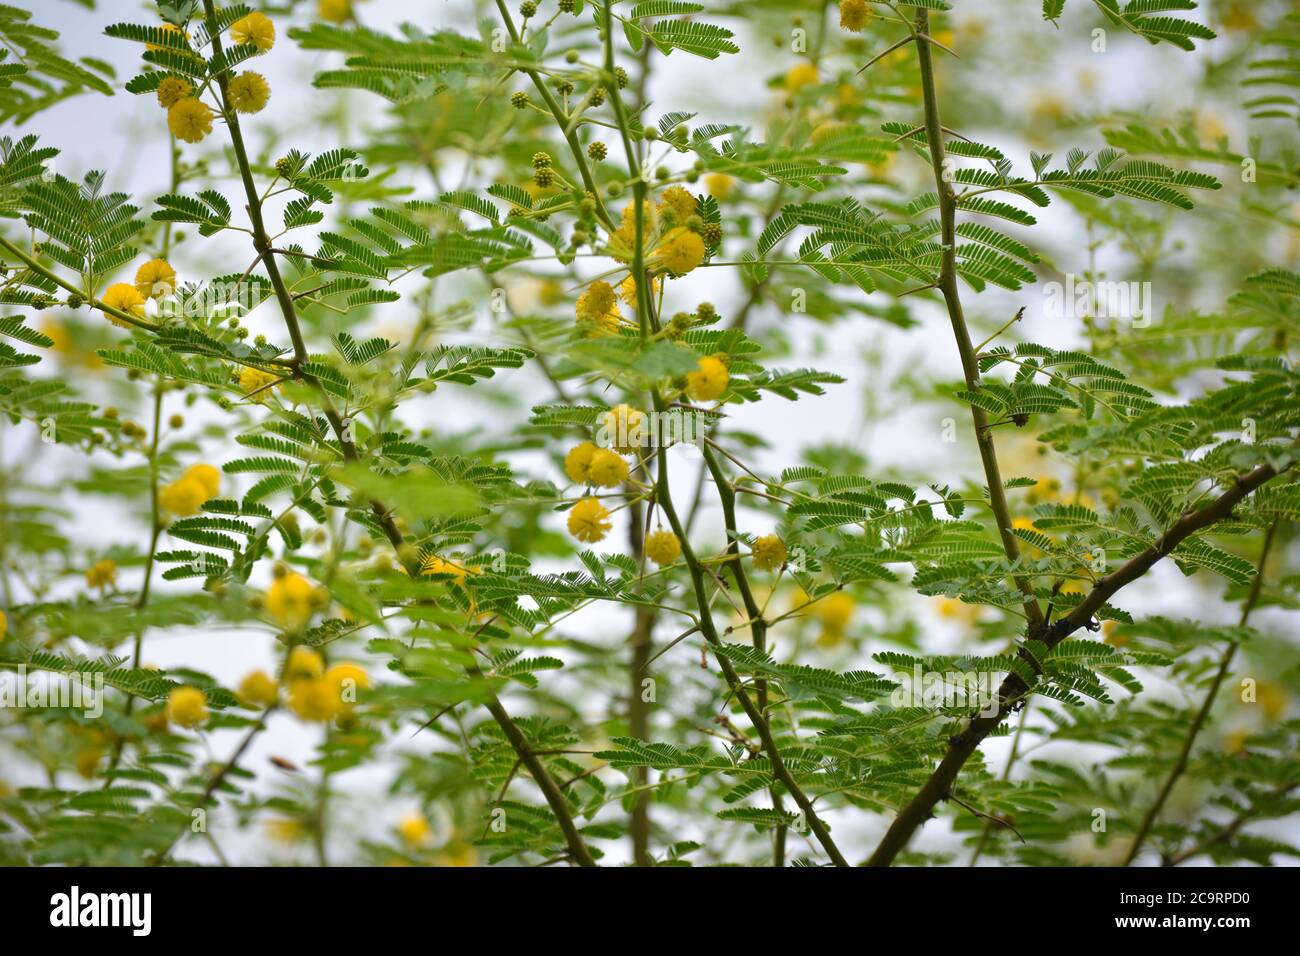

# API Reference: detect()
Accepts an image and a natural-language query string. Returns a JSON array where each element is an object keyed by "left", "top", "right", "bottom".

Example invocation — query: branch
[
  {"left": 865, "top": 462, "right": 1283, "bottom": 866},
  {"left": 199, "top": 0, "right": 596, "bottom": 869},
  {"left": 907, "top": 9, "right": 1044, "bottom": 630},
  {"left": 1122, "top": 517, "right": 1282, "bottom": 865}
]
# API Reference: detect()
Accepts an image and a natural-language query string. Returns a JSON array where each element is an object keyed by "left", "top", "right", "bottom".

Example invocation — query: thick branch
[{"left": 865, "top": 462, "right": 1281, "bottom": 866}]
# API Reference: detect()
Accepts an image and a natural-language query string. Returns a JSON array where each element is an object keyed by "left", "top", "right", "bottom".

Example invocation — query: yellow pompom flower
[
  {"left": 564, "top": 441, "right": 598, "bottom": 483},
  {"left": 686, "top": 355, "right": 729, "bottom": 401},
  {"left": 0, "top": 610, "right": 7, "bottom": 641},
  {"left": 751, "top": 535, "right": 787, "bottom": 571},
  {"left": 237, "top": 670, "right": 279, "bottom": 708},
  {"left": 182, "top": 463, "right": 221, "bottom": 499},
  {"left": 325, "top": 662, "right": 370, "bottom": 706},
  {"left": 85, "top": 559, "right": 118, "bottom": 590},
  {"left": 285, "top": 645, "right": 325, "bottom": 681},
  {"left": 644, "top": 529, "right": 681, "bottom": 566},
  {"left": 657, "top": 185, "right": 697, "bottom": 221},
  {"left": 650, "top": 227, "right": 706, "bottom": 276},
  {"left": 785, "top": 62, "right": 819, "bottom": 91},
  {"left": 167, "top": 686, "right": 209, "bottom": 729},
  {"left": 267, "top": 573, "right": 319, "bottom": 631},
  {"left": 288, "top": 678, "right": 341, "bottom": 722},
  {"left": 618, "top": 273, "right": 660, "bottom": 306},
  {"left": 159, "top": 476, "right": 209, "bottom": 516},
  {"left": 704, "top": 173, "right": 734, "bottom": 200},
  {"left": 318, "top": 0, "right": 353, "bottom": 23},
  {"left": 100, "top": 283, "right": 146, "bottom": 326},
  {"left": 397, "top": 812, "right": 431, "bottom": 847},
  {"left": 227, "top": 71, "right": 270, "bottom": 114},
  {"left": 420, "top": 555, "right": 473, "bottom": 585},
  {"left": 567, "top": 496, "right": 612, "bottom": 543},
  {"left": 134, "top": 258, "right": 177, "bottom": 299},
  {"left": 238, "top": 365, "right": 280, "bottom": 401},
  {"left": 839, "top": 0, "right": 872, "bottom": 32},
  {"left": 230, "top": 12, "right": 276, "bottom": 53},
  {"left": 156, "top": 76, "right": 193, "bottom": 109},
  {"left": 575, "top": 279, "right": 622, "bottom": 337},
  {"left": 167, "top": 98, "right": 214, "bottom": 143},
  {"left": 813, "top": 591, "right": 855, "bottom": 632},
  {"left": 586, "top": 448, "right": 629, "bottom": 488},
  {"left": 601, "top": 403, "right": 646, "bottom": 453}
]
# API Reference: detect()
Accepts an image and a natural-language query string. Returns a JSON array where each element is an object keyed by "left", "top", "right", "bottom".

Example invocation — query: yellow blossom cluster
[
  {"left": 280, "top": 645, "right": 371, "bottom": 724},
  {"left": 85, "top": 559, "right": 118, "bottom": 590},
  {"left": 152, "top": 12, "right": 275, "bottom": 145},
  {"left": 159, "top": 462, "right": 220, "bottom": 517}
]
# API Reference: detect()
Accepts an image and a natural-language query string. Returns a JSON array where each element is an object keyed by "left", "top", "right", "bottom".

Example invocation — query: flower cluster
[{"left": 150, "top": 12, "right": 275, "bottom": 145}]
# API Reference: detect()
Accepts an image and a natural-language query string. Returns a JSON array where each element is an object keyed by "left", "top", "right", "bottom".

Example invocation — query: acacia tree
[{"left": 0, "top": 0, "right": 1297, "bottom": 867}]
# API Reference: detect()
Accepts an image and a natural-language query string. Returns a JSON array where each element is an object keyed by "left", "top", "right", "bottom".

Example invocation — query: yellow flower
[
  {"left": 1012, "top": 516, "right": 1037, "bottom": 532},
  {"left": 167, "top": 686, "right": 209, "bottom": 729},
  {"left": 601, "top": 404, "right": 646, "bottom": 453},
  {"left": 0, "top": 610, "right": 7, "bottom": 641},
  {"left": 100, "top": 283, "right": 146, "bottom": 326},
  {"left": 167, "top": 98, "right": 214, "bottom": 143},
  {"left": 267, "top": 572, "right": 319, "bottom": 630},
  {"left": 610, "top": 200, "right": 656, "bottom": 261},
  {"left": 238, "top": 365, "right": 280, "bottom": 401},
  {"left": 575, "top": 279, "right": 622, "bottom": 337},
  {"left": 318, "top": 0, "right": 353, "bottom": 23},
  {"left": 85, "top": 559, "right": 117, "bottom": 590},
  {"left": 230, "top": 12, "right": 276, "bottom": 53},
  {"left": 751, "top": 535, "right": 786, "bottom": 571},
  {"left": 686, "top": 355, "right": 728, "bottom": 401},
  {"left": 935, "top": 597, "right": 978, "bottom": 624},
  {"left": 397, "top": 812, "right": 431, "bottom": 846},
  {"left": 704, "top": 173, "right": 734, "bottom": 200},
  {"left": 1102, "top": 620, "right": 1128, "bottom": 648},
  {"left": 1026, "top": 475, "right": 1061, "bottom": 504},
  {"left": 839, "top": 0, "right": 872, "bottom": 32},
  {"left": 75, "top": 748, "right": 103, "bottom": 779},
  {"left": 266, "top": 817, "right": 306, "bottom": 842},
  {"left": 644, "top": 529, "right": 681, "bottom": 566},
  {"left": 325, "top": 662, "right": 370, "bottom": 708},
  {"left": 156, "top": 76, "right": 193, "bottom": 109},
  {"left": 586, "top": 448, "right": 629, "bottom": 488},
  {"left": 420, "top": 554, "right": 473, "bottom": 585},
  {"left": 650, "top": 227, "right": 705, "bottom": 275},
  {"left": 228, "top": 71, "right": 270, "bottom": 114},
  {"left": 134, "top": 258, "right": 177, "bottom": 299},
  {"left": 237, "top": 670, "right": 279, "bottom": 708},
  {"left": 618, "top": 273, "right": 659, "bottom": 306},
  {"left": 1257, "top": 682, "right": 1289, "bottom": 723},
  {"left": 183, "top": 463, "right": 221, "bottom": 499},
  {"left": 656, "top": 185, "right": 697, "bottom": 221},
  {"left": 785, "top": 62, "right": 819, "bottom": 92},
  {"left": 159, "top": 476, "right": 209, "bottom": 516},
  {"left": 568, "top": 496, "right": 612, "bottom": 543},
  {"left": 285, "top": 645, "right": 325, "bottom": 681},
  {"left": 564, "top": 441, "right": 598, "bottom": 483},
  {"left": 813, "top": 591, "right": 855, "bottom": 632},
  {"left": 288, "top": 678, "right": 341, "bottom": 722}
]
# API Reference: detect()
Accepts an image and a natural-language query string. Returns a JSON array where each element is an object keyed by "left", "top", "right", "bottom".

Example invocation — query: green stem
[
  {"left": 909, "top": 9, "right": 1043, "bottom": 630},
  {"left": 1122, "top": 517, "right": 1282, "bottom": 866}
]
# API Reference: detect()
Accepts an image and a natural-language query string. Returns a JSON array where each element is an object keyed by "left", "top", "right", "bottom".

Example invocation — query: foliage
[{"left": 0, "top": 0, "right": 1296, "bottom": 869}]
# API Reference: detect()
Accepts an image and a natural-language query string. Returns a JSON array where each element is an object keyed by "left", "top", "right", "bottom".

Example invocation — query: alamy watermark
[
  {"left": 1043, "top": 273, "right": 1154, "bottom": 328},
  {"left": 594, "top": 408, "right": 709, "bottom": 454},
  {"left": 889, "top": 663, "right": 1000, "bottom": 718},
  {"left": 0, "top": 666, "right": 105, "bottom": 718}
]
